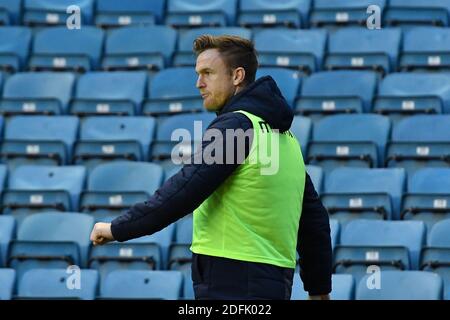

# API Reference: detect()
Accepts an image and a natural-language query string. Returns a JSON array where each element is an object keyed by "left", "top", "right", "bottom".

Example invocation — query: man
[{"left": 90, "top": 35, "right": 332, "bottom": 300}]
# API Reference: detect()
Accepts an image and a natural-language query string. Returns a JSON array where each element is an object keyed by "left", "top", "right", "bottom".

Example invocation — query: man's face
[{"left": 195, "top": 49, "right": 236, "bottom": 112}]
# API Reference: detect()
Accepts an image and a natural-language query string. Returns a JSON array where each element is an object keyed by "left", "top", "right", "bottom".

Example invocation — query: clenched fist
[{"left": 90, "top": 222, "right": 114, "bottom": 246}]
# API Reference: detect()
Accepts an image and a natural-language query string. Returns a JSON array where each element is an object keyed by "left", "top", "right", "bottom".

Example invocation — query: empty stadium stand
[{"left": 0, "top": 0, "right": 449, "bottom": 301}]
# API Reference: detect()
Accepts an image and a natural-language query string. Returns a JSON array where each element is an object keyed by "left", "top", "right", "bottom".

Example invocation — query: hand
[
  {"left": 308, "top": 294, "right": 330, "bottom": 300},
  {"left": 90, "top": 223, "right": 114, "bottom": 246}
]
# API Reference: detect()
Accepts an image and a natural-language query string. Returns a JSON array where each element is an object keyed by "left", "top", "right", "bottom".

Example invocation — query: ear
[{"left": 232, "top": 67, "right": 246, "bottom": 86}]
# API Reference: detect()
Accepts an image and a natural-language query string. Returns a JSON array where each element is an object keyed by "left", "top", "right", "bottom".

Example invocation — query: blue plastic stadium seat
[
  {"left": 168, "top": 243, "right": 193, "bottom": 299},
  {"left": 0, "top": 163, "right": 7, "bottom": 190},
  {"left": 421, "top": 220, "right": 450, "bottom": 300},
  {"left": 0, "top": 216, "right": 15, "bottom": 267},
  {"left": 2, "top": 115, "right": 75, "bottom": 153},
  {"left": 16, "top": 213, "right": 93, "bottom": 254},
  {"left": 8, "top": 212, "right": 95, "bottom": 283},
  {"left": 400, "top": 27, "right": 450, "bottom": 72},
  {"left": 75, "top": 116, "right": 156, "bottom": 170},
  {"left": 23, "top": 0, "right": 94, "bottom": 26},
  {"left": 80, "top": 161, "right": 163, "bottom": 221},
  {"left": 0, "top": 269, "right": 15, "bottom": 300},
  {"left": 386, "top": 115, "right": 450, "bottom": 176},
  {"left": 290, "top": 116, "right": 311, "bottom": 158},
  {"left": 256, "top": 68, "right": 302, "bottom": 109},
  {"left": 290, "top": 273, "right": 310, "bottom": 300},
  {"left": 325, "top": 28, "right": 401, "bottom": 75},
  {"left": 292, "top": 274, "right": 355, "bottom": 300},
  {"left": 95, "top": 0, "right": 165, "bottom": 27},
  {"left": 330, "top": 219, "right": 340, "bottom": 250},
  {"left": 152, "top": 113, "right": 215, "bottom": 170},
  {"left": 336, "top": 220, "right": 425, "bottom": 284},
  {"left": 374, "top": 73, "right": 450, "bottom": 122},
  {"left": 5, "top": 165, "right": 86, "bottom": 224},
  {"left": 166, "top": 0, "right": 237, "bottom": 28},
  {"left": 102, "top": 26, "right": 177, "bottom": 71},
  {"left": 0, "top": 116, "right": 79, "bottom": 168},
  {"left": 174, "top": 27, "right": 252, "bottom": 66},
  {"left": 89, "top": 224, "right": 174, "bottom": 275},
  {"left": 17, "top": 268, "right": 98, "bottom": 300},
  {"left": 29, "top": 27, "right": 104, "bottom": 72},
  {"left": 143, "top": 67, "right": 203, "bottom": 116},
  {"left": 402, "top": 168, "right": 450, "bottom": 229},
  {"left": 311, "top": 0, "right": 386, "bottom": 28},
  {"left": 254, "top": 29, "right": 327, "bottom": 75},
  {"left": 332, "top": 274, "right": 358, "bottom": 300},
  {"left": 0, "top": 72, "right": 75, "bottom": 115},
  {"left": 296, "top": 71, "right": 377, "bottom": 119},
  {"left": 238, "top": 0, "right": 311, "bottom": 28},
  {"left": 308, "top": 115, "right": 391, "bottom": 175},
  {"left": 71, "top": 72, "right": 147, "bottom": 116},
  {"left": 0, "top": 0, "right": 21, "bottom": 25},
  {"left": 385, "top": 0, "right": 450, "bottom": 27},
  {"left": 87, "top": 162, "right": 163, "bottom": 194},
  {"left": 306, "top": 165, "right": 323, "bottom": 194},
  {"left": 356, "top": 271, "right": 443, "bottom": 300},
  {"left": 427, "top": 219, "right": 450, "bottom": 247},
  {"left": 89, "top": 242, "right": 161, "bottom": 281},
  {"left": 164, "top": 165, "right": 182, "bottom": 182},
  {"left": 0, "top": 27, "right": 31, "bottom": 72},
  {"left": 175, "top": 214, "right": 193, "bottom": 244},
  {"left": 101, "top": 270, "right": 183, "bottom": 300},
  {"left": 130, "top": 224, "right": 176, "bottom": 270},
  {"left": 324, "top": 168, "right": 406, "bottom": 222}
]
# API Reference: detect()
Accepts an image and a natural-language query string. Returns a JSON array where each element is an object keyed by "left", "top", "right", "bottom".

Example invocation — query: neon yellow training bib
[{"left": 191, "top": 110, "right": 306, "bottom": 268}]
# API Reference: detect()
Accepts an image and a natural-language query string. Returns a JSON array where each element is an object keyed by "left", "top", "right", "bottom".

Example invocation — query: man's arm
[
  {"left": 92, "top": 113, "right": 253, "bottom": 243},
  {"left": 297, "top": 173, "right": 332, "bottom": 298}
]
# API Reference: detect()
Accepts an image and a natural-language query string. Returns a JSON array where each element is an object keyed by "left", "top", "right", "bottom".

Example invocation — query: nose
[{"left": 196, "top": 75, "right": 205, "bottom": 89}]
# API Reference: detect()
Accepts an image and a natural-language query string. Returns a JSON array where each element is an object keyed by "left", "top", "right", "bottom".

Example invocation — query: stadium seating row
[
  {"left": 0, "top": 113, "right": 212, "bottom": 171},
  {"left": 2, "top": 69, "right": 450, "bottom": 117},
  {"left": 0, "top": 113, "right": 447, "bottom": 177},
  {"left": 1, "top": 0, "right": 450, "bottom": 28},
  {"left": 0, "top": 268, "right": 445, "bottom": 300},
  {"left": 0, "top": 163, "right": 448, "bottom": 228},
  {"left": 293, "top": 271, "right": 445, "bottom": 300},
  {"left": 0, "top": 268, "right": 184, "bottom": 300},
  {"left": 0, "top": 212, "right": 184, "bottom": 283},
  {"left": 1, "top": 0, "right": 449, "bottom": 302},
  {"left": 2, "top": 25, "right": 450, "bottom": 74},
  {"left": 1, "top": 267, "right": 445, "bottom": 300},
  {"left": 0, "top": 215, "right": 449, "bottom": 299}
]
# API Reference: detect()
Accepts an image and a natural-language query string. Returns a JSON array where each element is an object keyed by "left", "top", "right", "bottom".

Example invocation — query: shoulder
[{"left": 208, "top": 111, "right": 253, "bottom": 131}]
